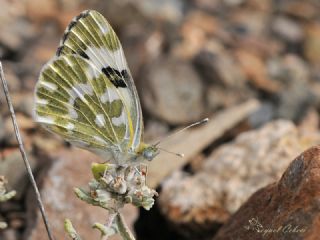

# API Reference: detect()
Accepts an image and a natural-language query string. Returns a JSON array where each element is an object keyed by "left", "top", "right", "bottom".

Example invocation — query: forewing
[
  {"left": 34, "top": 55, "right": 131, "bottom": 156},
  {"left": 56, "top": 10, "right": 143, "bottom": 150}
]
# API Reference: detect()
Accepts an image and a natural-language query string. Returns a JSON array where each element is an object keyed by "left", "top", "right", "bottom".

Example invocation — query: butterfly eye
[
  {"left": 143, "top": 150, "right": 153, "bottom": 161},
  {"left": 142, "top": 148, "right": 158, "bottom": 161}
]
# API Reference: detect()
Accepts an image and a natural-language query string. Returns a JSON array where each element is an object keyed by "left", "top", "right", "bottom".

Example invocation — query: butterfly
[{"left": 34, "top": 10, "right": 159, "bottom": 165}]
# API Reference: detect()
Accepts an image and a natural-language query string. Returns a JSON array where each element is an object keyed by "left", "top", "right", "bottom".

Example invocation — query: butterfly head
[{"left": 137, "top": 143, "right": 159, "bottom": 161}]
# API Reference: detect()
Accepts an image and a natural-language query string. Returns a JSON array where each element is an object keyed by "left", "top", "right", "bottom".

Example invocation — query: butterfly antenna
[
  {"left": 154, "top": 118, "right": 209, "bottom": 146},
  {"left": 158, "top": 147, "right": 185, "bottom": 158}
]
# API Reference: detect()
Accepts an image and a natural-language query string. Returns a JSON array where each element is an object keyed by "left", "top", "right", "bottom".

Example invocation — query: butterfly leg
[{"left": 140, "top": 164, "right": 148, "bottom": 185}]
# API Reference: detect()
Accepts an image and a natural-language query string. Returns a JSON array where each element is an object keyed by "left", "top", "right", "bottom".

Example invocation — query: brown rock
[
  {"left": 25, "top": 0, "right": 59, "bottom": 23},
  {"left": 279, "top": 1, "right": 317, "bottom": 20},
  {"left": 0, "top": 15, "right": 35, "bottom": 53},
  {"left": 228, "top": 9, "right": 269, "bottom": 37},
  {"left": 174, "top": 11, "right": 219, "bottom": 59},
  {"left": 214, "top": 145, "right": 320, "bottom": 240},
  {"left": 298, "top": 108, "right": 319, "bottom": 134},
  {"left": 2, "top": 114, "right": 35, "bottom": 148},
  {"left": 304, "top": 23, "right": 320, "bottom": 66},
  {"left": 4, "top": 113, "right": 35, "bottom": 131},
  {"left": 158, "top": 120, "right": 320, "bottom": 239},
  {"left": 0, "top": 148, "right": 37, "bottom": 199},
  {"left": 193, "top": 48, "right": 253, "bottom": 111},
  {"left": 194, "top": 49, "right": 246, "bottom": 87},
  {"left": 235, "top": 50, "right": 281, "bottom": 93},
  {"left": 141, "top": 56, "right": 205, "bottom": 124},
  {"left": 0, "top": 62, "right": 22, "bottom": 93}
]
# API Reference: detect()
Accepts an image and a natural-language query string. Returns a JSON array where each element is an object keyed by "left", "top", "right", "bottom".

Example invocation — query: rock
[
  {"left": 26, "top": 148, "right": 138, "bottom": 240},
  {"left": 298, "top": 108, "right": 319, "bottom": 134},
  {"left": 5, "top": 113, "right": 35, "bottom": 131},
  {"left": 0, "top": 3, "right": 36, "bottom": 56},
  {"left": 0, "top": 228, "right": 18, "bottom": 240},
  {"left": 235, "top": 50, "right": 281, "bottom": 93},
  {"left": 0, "top": 22, "right": 35, "bottom": 56},
  {"left": 25, "top": 0, "right": 59, "bottom": 24},
  {"left": 275, "top": 79, "right": 314, "bottom": 122},
  {"left": 141, "top": 56, "right": 205, "bottom": 124},
  {"left": 266, "top": 54, "right": 314, "bottom": 121},
  {"left": 11, "top": 93, "right": 34, "bottom": 117},
  {"left": 0, "top": 62, "right": 22, "bottom": 93},
  {"left": 143, "top": 119, "right": 169, "bottom": 142},
  {"left": 0, "top": 148, "right": 37, "bottom": 199},
  {"left": 271, "top": 16, "right": 304, "bottom": 43},
  {"left": 248, "top": 102, "right": 274, "bottom": 128},
  {"left": 1, "top": 116, "right": 16, "bottom": 147},
  {"left": 135, "top": 0, "right": 185, "bottom": 23},
  {"left": 158, "top": 120, "right": 320, "bottom": 239},
  {"left": 214, "top": 145, "right": 320, "bottom": 240},
  {"left": 278, "top": 1, "right": 317, "bottom": 20},
  {"left": 0, "top": 115, "right": 5, "bottom": 142},
  {"left": 159, "top": 171, "right": 229, "bottom": 239},
  {"left": 268, "top": 54, "right": 310, "bottom": 84},
  {"left": 206, "top": 85, "right": 254, "bottom": 112},
  {"left": 192, "top": 0, "right": 220, "bottom": 11},
  {"left": 2, "top": 114, "right": 35, "bottom": 147},
  {"left": 222, "top": 0, "right": 245, "bottom": 7},
  {"left": 173, "top": 11, "right": 219, "bottom": 59},
  {"left": 304, "top": 23, "right": 320, "bottom": 65},
  {"left": 193, "top": 48, "right": 254, "bottom": 111},
  {"left": 194, "top": 49, "right": 246, "bottom": 87},
  {"left": 228, "top": 9, "right": 269, "bottom": 37}
]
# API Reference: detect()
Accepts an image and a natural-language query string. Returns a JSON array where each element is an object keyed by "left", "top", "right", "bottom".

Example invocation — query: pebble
[
  {"left": 272, "top": 16, "right": 304, "bottom": 43},
  {"left": 141, "top": 56, "right": 205, "bottom": 124},
  {"left": 304, "top": 23, "right": 320, "bottom": 65},
  {"left": 0, "top": 148, "right": 36, "bottom": 199},
  {"left": 235, "top": 50, "right": 281, "bottom": 93}
]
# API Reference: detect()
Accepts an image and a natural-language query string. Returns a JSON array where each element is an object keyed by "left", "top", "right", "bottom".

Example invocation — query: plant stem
[
  {"left": 115, "top": 213, "right": 136, "bottom": 240},
  {"left": 0, "top": 62, "right": 55, "bottom": 240}
]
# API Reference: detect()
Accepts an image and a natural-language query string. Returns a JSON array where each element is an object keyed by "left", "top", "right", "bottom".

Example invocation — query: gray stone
[
  {"left": 272, "top": 16, "right": 304, "bottom": 43},
  {"left": 141, "top": 57, "right": 205, "bottom": 124}
]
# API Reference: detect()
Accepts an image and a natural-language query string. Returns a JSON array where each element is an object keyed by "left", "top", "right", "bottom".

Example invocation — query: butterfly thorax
[
  {"left": 136, "top": 143, "right": 159, "bottom": 161},
  {"left": 110, "top": 143, "right": 159, "bottom": 165}
]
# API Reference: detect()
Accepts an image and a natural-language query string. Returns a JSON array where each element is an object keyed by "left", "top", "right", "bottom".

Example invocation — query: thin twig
[
  {"left": 116, "top": 213, "right": 136, "bottom": 240},
  {"left": 0, "top": 62, "right": 55, "bottom": 240}
]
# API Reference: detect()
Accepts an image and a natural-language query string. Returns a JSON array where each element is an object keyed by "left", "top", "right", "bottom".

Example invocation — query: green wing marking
[
  {"left": 56, "top": 10, "right": 144, "bottom": 151},
  {"left": 34, "top": 55, "right": 130, "bottom": 155}
]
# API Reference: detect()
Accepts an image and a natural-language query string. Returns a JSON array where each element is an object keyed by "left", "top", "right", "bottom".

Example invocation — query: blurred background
[{"left": 1, "top": 0, "right": 320, "bottom": 239}]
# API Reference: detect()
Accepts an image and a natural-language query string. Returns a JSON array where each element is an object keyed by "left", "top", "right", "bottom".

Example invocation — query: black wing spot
[
  {"left": 102, "top": 67, "right": 127, "bottom": 88},
  {"left": 121, "top": 70, "right": 130, "bottom": 81},
  {"left": 79, "top": 50, "right": 90, "bottom": 60},
  {"left": 56, "top": 46, "right": 64, "bottom": 56},
  {"left": 56, "top": 46, "right": 77, "bottom": 56},
  {"left": 61, "top": 31, "right": 70, "bottom": 44},
  {"left": 68, "top": 21, "right": 77, "bottom": 31},
  {"left": 75, "top": 10, "right": 90, "bottom": 21}
]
